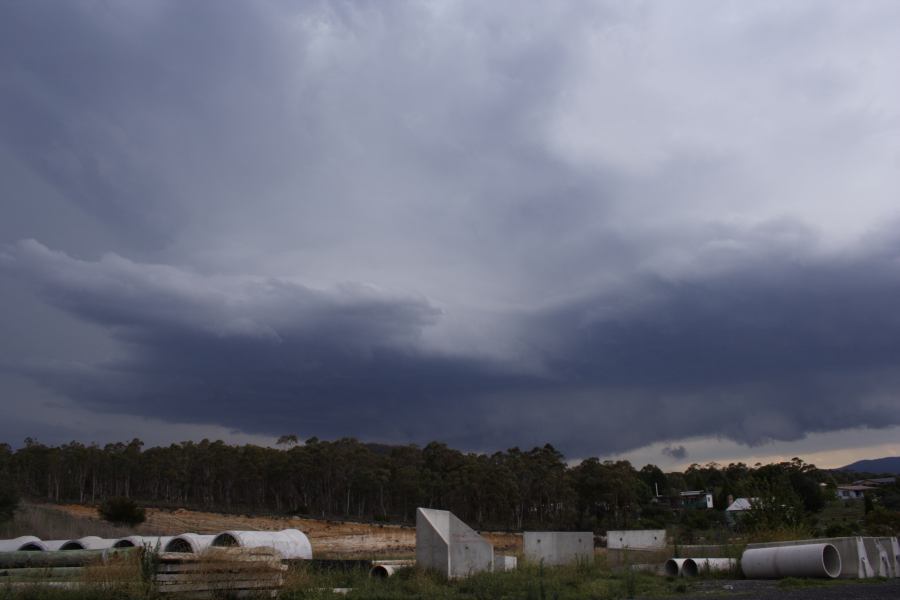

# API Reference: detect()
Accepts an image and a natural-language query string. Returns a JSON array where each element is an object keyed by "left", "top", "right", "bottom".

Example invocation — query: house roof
[
  {"left": 852, "top": 477, "right": 896, "bottom": 486},
  {"left": 838, "top": 484, "right": 876, "bottom": 491},
  {"left": 726, "top": 497, "right": 754, "bottom": 512}
]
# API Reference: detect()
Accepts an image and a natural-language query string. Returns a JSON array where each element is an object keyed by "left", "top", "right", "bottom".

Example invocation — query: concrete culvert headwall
[
  {"left": 742, "top": 543, "right": 841, "bottom": 579},
  {"left": 210, "top": 529, "right": 312, "bottom": 560},
  {"left": 163, "top": 534, "right": 216, "bottom": 554}
]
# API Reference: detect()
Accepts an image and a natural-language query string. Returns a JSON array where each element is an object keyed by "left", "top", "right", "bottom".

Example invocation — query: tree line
[{"left": 0, "top": 436, "right": 892, "bottom": 533}]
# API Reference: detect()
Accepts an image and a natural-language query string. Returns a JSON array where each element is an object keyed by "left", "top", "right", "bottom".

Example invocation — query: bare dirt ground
[{"left": 44, "top": 503, "right": 522, "bottom": 557}]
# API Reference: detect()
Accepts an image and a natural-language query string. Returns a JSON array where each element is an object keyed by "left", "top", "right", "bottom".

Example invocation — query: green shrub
[
  {"left": 98, "top": 497, "right": 146, "bottom": 527},
  {"left": 0, "top": 482, "right": 19, "bottom": 523}
]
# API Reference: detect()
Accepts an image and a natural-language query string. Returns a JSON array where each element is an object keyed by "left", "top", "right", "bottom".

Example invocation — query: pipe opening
[
  {"left": 370, "top": 565, "right": 390, "bottom": 578},
  {"left": 822, "top": 544, "right": 841, "bottom": 579},
  {"left": 18, "top": 543, "right": 44, "bottom": 551},
  {"left": 60, "top": 542, "right": 85, "bottom": 550},
  {"left": 212, "top": 533, "right": 239, "bottom": 547},
  {"left": 164, "top": 538, "right": 194, "bottom": 553},
  {"left": 113, "top": 540, "right": 136, "bottom": 548},
  {"left": 681, "top": 559, "right": 699, "bottom": 577},
  {"left": 663, "top": 559, "right": 680, "bottom": 577}
]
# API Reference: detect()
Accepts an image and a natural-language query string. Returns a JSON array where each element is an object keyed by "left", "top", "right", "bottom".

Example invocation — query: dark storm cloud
[
  {"left": 2, "top": 1, "right": 900, "bottom": 455},
  {"left": 6, "top": 230, "right": 900, "bottom": 455}
]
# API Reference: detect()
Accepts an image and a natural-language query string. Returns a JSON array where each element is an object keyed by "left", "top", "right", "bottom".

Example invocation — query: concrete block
[
  {"left": 524, "top": 532, "right": 593, "bottom": 566},
  {"left": 416, "top": 507, "right": 493, "bottom": 579},
  {"left": 606, "top": 530, "right": 666, "bottom": 551},
  {"left": 494, "top": 554, "right": 517, "bottom": 571}
]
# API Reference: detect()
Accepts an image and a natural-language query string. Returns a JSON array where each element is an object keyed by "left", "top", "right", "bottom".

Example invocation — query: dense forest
[{"left": 1, "top": 437, "right": 898, "bottom": 536}]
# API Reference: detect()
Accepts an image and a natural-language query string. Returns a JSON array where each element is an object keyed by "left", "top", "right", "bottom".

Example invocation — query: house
[
  {"left": 725, "top": 497, "right": 754, "bottom": 527},
  {"left": 836, "top": 484, "right": 875, "bottom": 500},
  {"left": 678, "top": 490, "right": 714, "bottom": 509}
]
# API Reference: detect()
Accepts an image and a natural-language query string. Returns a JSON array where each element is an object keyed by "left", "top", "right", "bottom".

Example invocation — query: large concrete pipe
[
  {"left": 210, "top": 529, "right": 312, "bottom": 560},
  {"left": 742, "top": 543, "right": 841, "bottom": 579},
  {"left": 0, "top": 536, "right": 43, "bottom": 551},
  {"left": 60, "top": 536, "right": 117, "bottom": 551},
  {"left": 112, "top": 536, "right": 173, "bottom": 551},
  {"left": 686, "top": 558, "right": 738, "bottom": 574},
  {"left": 664, "top": 558, "right": 698, "bottom": 577},
  {"left": 163, "top": 534, "right": 216, "bottom": 554}
]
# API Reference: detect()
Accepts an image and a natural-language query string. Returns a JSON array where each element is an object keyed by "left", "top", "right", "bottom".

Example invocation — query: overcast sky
[{"left": 2, "top": 1, "right": 900, "bottom": 468}]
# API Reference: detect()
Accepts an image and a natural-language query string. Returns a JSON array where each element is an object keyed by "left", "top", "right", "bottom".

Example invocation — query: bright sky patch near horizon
[{"left": 2, "top": 1, "right": 900, "bottom": 469}]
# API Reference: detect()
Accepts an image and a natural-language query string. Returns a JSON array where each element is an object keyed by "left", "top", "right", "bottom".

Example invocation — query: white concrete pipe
[
  {"left": 163, "top": 534, "right": 216, "bottom": 554},
  {"left": 741, "top": 543, "right": 841, "bottom": 579},
  {"left": 369, "top": 559, "right": 415, "bottom": 577},
  {"left": 19, "top": 540, "right": 68, "bottom": 551},
  {"left": 113, "top": 536, "right": 173, "bottom": 551},
  {"left": 370, "top": 564, "right": 401, "bottom": 578},
  {"left": 686, "top": 558, "right": 737, "bottom": 574},
  {"left": 60, "top": 536, "right": 117, "bottom": 550},
  {"left": 0, "top": 536, "right": 43, "bottom": 551},
  {"left": 664, "top": 558, "right": 698, "bottom": 577},
  {"left": 210, "top": 529, "right": 312, "bottom": 560}
]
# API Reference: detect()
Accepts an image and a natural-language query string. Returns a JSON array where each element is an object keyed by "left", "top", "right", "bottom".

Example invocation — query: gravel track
[{"left": 674, "top": 579, "right": 900, "bottom": 600}]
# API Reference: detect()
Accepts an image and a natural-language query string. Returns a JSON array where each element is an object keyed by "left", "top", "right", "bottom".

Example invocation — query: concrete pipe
[
  {"left": 370, "top": 564, "right": 401, "bottom": 578},
  {"left": 688, "top": 558, "right": 738, "bottom": 574},
  {"left": 0, "top": 536, "right": 43, "bottom": 552},
  {"left": 742, "top": 543, "right": 841, "bottom": 579},
  {"left": 60, "top": 536, "right": 117, "bottom": 551},
  {"left": 210, "top": 529, "right": 312, "bottom": 560},
  {"left": 112, "top": 536, "right": 172, "bottom": 551},
  {"left": 664, "top": 558, "right": 698, "bottom": 577},
  {"left": 163, "top": 534, "right": 216, "bottom": 554},
  {"left": 19, "top": 540, "right": 68, "bottom": 551}
]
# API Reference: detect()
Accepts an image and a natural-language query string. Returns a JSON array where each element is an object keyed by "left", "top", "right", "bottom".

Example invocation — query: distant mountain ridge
[{"left": 837, "top": 456, "right": 900, "bottom": 474}]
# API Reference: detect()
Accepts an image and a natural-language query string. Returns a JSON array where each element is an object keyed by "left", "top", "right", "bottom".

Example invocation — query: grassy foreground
[{"left": 0, "top": 560, "right": 689, "bottom": 600}]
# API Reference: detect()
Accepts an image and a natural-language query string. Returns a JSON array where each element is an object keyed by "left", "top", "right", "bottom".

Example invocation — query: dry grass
[{"left": 0, "top": 503, "right": 161, "bottom": 541}]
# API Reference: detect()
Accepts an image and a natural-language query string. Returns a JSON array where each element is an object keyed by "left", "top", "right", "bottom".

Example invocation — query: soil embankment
[{"left": 45, "top": 503, "right": 521, "bottom": 557}]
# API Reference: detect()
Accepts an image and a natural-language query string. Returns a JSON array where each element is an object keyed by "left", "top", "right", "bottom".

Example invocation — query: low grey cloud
[
  {"left": 662, "top": 446, "right": 688, "bottom": 461},
  {"left": 2, "top": 1, "right": 900, "bottom": 457}
]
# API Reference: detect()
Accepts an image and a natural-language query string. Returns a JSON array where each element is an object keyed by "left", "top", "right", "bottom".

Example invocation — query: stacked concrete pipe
[
  {"left": 210, "top": 529, "right": 312, "bottom": 560},
  {"left": 60, "top": 536, "right": 117, "bottom": 550},
  {"left": 15, "top": 540, "right": 67, "bottom": 551},
  {"left": 113, "top": 536, "right": 173, "bottom": 551},
  {"left": 741, "top": 543, "right": 841, "bottom": 579},
  {"left": 0, "top": 536, "right": 43, "bottom": 552}
]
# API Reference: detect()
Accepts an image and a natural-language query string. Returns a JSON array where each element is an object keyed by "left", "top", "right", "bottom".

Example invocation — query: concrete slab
[
  {"left": 607, "top": 530, "right": 666, "bottom": 551},
  {"left": 415, "top": 507, "right": 493, "bottom": 579},
  {"left": 524, "top": 532, "right": 593, "bottom": 566},
  {"left": 494, "top": 554, "right": 517, "bottom": 572}
]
